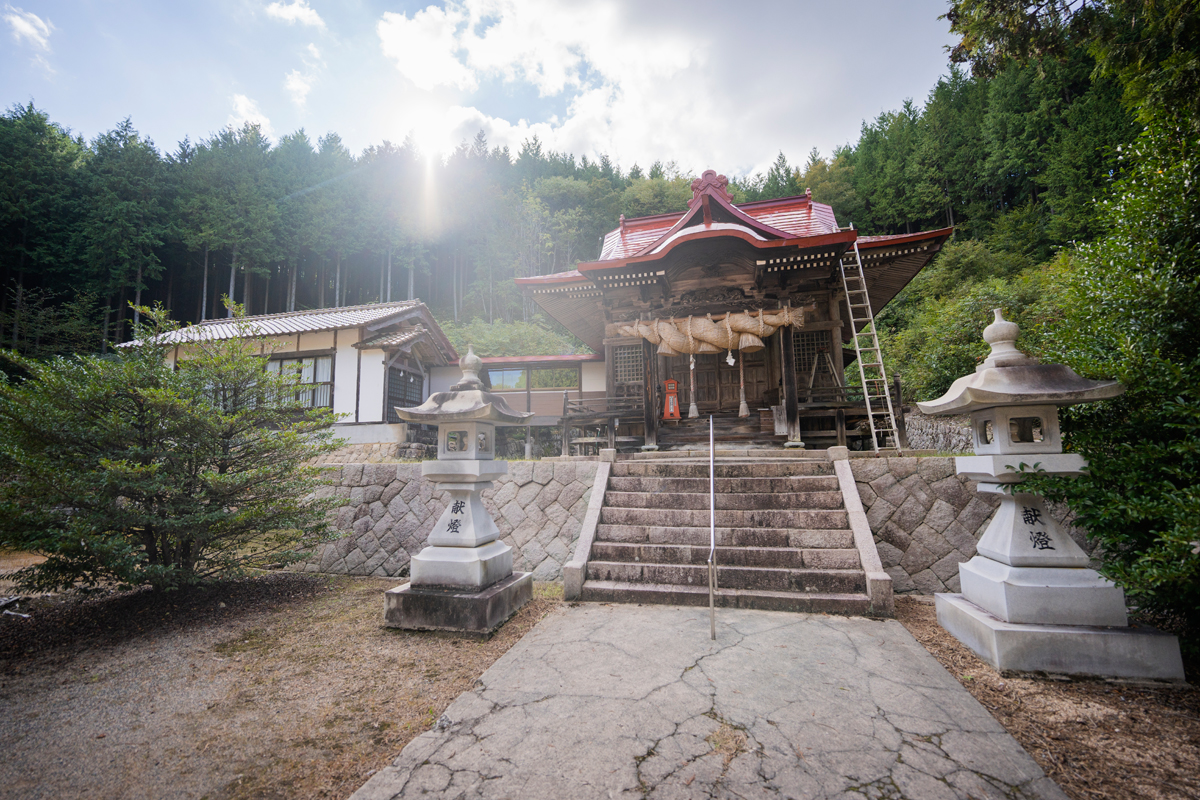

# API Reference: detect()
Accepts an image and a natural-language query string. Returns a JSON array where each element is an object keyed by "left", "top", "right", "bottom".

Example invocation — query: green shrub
[
  {"left": 0, "top": 305, "right": 341, "bottom": 592},
  {"left": 1031, "top": 117, "right": 1200, "bottom": 644},
  {"left": 441, "top": 318, "right": 588, "bottom": 357}
]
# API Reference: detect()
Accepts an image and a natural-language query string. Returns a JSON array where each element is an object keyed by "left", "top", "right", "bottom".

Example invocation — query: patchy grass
[
  {"left": 706, "top": 721, "right": 748, "bottom": 767},
  {"left": 0, "top": 574, "right": 563, "bottom": 800}
]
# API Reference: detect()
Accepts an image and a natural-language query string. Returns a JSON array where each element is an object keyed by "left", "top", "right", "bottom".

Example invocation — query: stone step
[
  {"left": 656, "top": 433, "right": 785, "bottom": 445},
  {"left": 626, "top": 450, "right": 823, "bottom": 461},
  {"left": 586, "top": 562, "right": 866, "bottom": 593},
  {"left": 602, "top": 491, "right": 845, "bottom": 511},
  {"left": 594, "top": 524, "right": 854, "bottom": 549},
  {"left": 613, "top": 462, "right": 833, "bottom": 478},
  {"left": 599, "top": 506, "right": 849, "bottom": 529},
  {"left": 606, "top": 476, "right": 840, "bottom": 493},
  {"left": 579, "top": 580, "right": 873, "bottom": 615},
  {"left": 589, "top": 542, "right": 861, "bottom": 570}
]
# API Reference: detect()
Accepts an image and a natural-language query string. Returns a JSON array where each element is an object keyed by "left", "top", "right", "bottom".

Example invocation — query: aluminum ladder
[{"left": 838, "top": 232, "right": 901, "bottom": 452}]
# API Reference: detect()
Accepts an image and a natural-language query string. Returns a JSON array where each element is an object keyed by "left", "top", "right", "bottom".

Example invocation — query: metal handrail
[{"left": 708, "top": 414, "right": 717, "bottom": 640}]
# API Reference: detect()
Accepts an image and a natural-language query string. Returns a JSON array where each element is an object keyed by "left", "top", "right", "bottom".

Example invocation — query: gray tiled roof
[{"left": 149, "top": 301, "right": 422, "bottom": 344}]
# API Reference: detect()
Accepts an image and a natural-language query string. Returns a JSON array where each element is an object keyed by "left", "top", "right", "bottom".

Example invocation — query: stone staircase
[
  {"left": 656, "top": 411, "right": 785, "bottom": 449},
  {"left": 580, "top": 457, "right": 875, "bottom": 614}
]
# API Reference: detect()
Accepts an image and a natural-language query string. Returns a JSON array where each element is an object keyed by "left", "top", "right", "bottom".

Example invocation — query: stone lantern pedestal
[
  {"left": 384, "top": 347, "right": 534, "bottom": 635},
  {"left": 919, "top": 311, "right": 1184, "bottom": 681}
]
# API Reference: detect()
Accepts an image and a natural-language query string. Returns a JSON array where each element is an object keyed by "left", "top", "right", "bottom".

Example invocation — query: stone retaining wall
[
  {"left": 303, "top": 461, "right": 598, "bottom": 581},
  {"left": 850, "top": 456, "right": 1087, "bottom": 595},
  {"left": 311, "top": 442, "right": 434, "bottom": 465},
  {"left": 902, "top": 413, "right": 973, "bottom": 454}
]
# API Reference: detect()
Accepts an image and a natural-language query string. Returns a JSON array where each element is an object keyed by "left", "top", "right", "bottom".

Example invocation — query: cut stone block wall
[
  {"left": 902, "top": 413, "right": 973, "bottom": 454},
  {"left": 310, "top": 442, "right": 434, "bottom": 465},
  {"left": 850, "top": 457, "right": 1088, "bottom": 595},
  {"left": 302, "top": 461, "right": 597, "bottom": 581}
]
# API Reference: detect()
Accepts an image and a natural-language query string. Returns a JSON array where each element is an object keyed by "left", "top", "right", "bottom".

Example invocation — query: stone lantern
[
  {"left": 385, "top": 346, "right": 535, "bottom": 634},
  {"left": 918, "top": 310, "right": 1184, "bottom": 680}
]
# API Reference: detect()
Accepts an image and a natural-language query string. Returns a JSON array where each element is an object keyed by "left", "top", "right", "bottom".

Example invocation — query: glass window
[
  {"left": 488, "top": 368, "right": 526, "bottom": 390},
  {"left": 387, "top": 367, "right": 424, "bottom": 423},
  {"left": 269, "top": 355, "right": 333, "bottom": 408},
  {"left": 531, "top": 367, "right": 579, "bottom": 389}
]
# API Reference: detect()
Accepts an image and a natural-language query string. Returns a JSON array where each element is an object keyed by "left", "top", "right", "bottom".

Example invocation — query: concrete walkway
[{"left": 352, "top": 605, "right": 1067, "bottom": 800}]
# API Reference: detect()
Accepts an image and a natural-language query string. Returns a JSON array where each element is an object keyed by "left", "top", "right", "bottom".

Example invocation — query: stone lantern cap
[
  {"left": 917, "top": 310, "right": 1123, "bottom": 416},
  {"left": 394, "top": 345, "right": 534, "bottom": 425}
]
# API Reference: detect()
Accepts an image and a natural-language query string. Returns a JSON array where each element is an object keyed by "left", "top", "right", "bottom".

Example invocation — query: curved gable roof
[{"left": 589, "top": 172, "right": 841, "bottom": 270}]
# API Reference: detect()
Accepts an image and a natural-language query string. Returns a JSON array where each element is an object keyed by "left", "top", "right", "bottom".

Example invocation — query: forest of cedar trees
[{"left": 3, "top": 43, "right": 1132, "bottom": 394}]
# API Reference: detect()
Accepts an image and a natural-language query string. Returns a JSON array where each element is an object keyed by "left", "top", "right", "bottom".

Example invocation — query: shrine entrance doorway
[{"left": 667, "top": 349, "right": 770, "bottom": 414}]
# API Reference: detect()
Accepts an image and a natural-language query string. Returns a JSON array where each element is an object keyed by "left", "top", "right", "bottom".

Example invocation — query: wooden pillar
[
  {"left": 642, "top": 338, "right": 658, "bottom": 450},
  {"left": 830, "top": 289, "right": 846, "bottom": 394},
  {"left": 780, "top": 327, "right": 802, "bottom": 445},
  {"left": 836, "top": 408, "right": 847, "bottom": 447}
]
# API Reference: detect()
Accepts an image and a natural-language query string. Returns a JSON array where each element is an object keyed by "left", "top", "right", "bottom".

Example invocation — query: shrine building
[{"left": 511, "top": 170, "right": 952, "bottom": 453}]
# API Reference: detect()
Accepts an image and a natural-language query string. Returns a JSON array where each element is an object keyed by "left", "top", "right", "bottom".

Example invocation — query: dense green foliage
[
  {"left": 441, "top": 318, "right": 586, "bottom": 358},
  {"left": 1035, "top": 118, "right": 1200, "bottom": 639},
  {"left": 879, "top": 242, "right": 1069, "bottom": 399},
  {"left": 943, "top": 0, "right": 1200, "bottom": 643},
  {"left": 0, "top": 307, "right": 340, "bottom": 592}
]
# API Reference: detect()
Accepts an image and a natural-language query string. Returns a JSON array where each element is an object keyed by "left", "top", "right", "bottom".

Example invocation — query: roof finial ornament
[
  {"left": 977, "top": 308, "right": 1038, "bottom": 372},
  {"left": 690, "top": 170, "right": 731, "bottom": 203},
  {"left": 619, "top": 213, "right": 626, "bottom": 232},
  {"left": 454, "top": 344, "right": 484, "bottom": 390},
  {"left": 805, "top": 187, "right": 812, "bottom": 199}
]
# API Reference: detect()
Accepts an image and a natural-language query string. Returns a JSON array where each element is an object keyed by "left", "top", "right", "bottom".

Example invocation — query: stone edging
[
  {"left": 562, "top": 462, "right": 612, "bottom": 600},
  {"left": 830, "top": 454, "right": 894, "bottom": 616}
]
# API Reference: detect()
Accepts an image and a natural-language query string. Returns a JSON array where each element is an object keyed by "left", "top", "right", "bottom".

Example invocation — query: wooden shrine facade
[{"left": 516, "top": 171, "right": 952, "bottom": 450}]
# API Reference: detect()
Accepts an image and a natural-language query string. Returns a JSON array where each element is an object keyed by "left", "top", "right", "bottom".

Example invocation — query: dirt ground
[
  {"left": 2, "top": 565, "right": 1197, "bottom": 800},
  {"left": 0, "top": 572, "right": 564, "bottom": 800},
  {"left": 894, "top": 596, "right": 1200, "bottom": 800}
]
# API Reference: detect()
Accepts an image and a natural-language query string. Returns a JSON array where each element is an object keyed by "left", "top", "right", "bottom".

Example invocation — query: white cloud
[
  {"left": 377, "top": 1, "right": 706, "bottom": 167},
  {"left": 229, "top": 94, "right": 275, "bottom": 138},
  {"left": 283, "top": 42, "right": 323, "bottom": 109},
  {"left": 377, "top": 4, "right": 477, "bottom": 92},
  {"left": 368, "top": 1, "right": 959, "bottom": 178},
  {"left": 284, "top": 69, "right": 313, "bottom": 107},
  {"left": 265, "top": 0, "right": 325, "bottom": 29},
  {"left": 4, "top": 4, "right": 53, "bottom": 50}
]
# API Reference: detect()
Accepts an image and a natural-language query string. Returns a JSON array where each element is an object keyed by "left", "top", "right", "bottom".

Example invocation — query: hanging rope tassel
[
  {"left": 725, "top": 315, "right": 735, "bottom": 365},
  {"left": 738, "top": 349, "right": 749, "bottom": 418},
  {"left": 687, "top": 317, "right": 699, "bottom": 418}
]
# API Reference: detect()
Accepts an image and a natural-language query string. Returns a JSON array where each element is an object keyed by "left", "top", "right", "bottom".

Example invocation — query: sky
[{"left": 2, "top": 0, "right": 960, "bottom": 177}]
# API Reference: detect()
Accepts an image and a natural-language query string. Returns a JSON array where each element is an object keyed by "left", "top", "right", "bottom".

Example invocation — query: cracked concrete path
[{"left": 351, "top": 605, "right": 1067, "bottom": 800}]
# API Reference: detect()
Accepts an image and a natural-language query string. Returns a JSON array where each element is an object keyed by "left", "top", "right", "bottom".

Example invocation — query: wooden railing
[{"left": 560, "top": 392, "right": 645, "bottom": 455}]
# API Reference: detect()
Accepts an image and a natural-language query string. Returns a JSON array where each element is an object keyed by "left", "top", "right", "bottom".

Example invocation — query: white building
[{"left": 157, "top": 301, "right": 458, "bottom": 444}]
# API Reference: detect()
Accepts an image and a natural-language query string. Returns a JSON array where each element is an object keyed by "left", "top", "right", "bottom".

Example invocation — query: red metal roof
[{"left": 593, "top": 177, "right": 840, "bottom": 266}]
